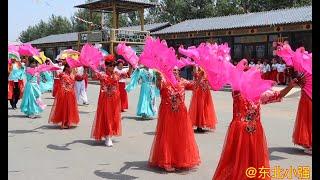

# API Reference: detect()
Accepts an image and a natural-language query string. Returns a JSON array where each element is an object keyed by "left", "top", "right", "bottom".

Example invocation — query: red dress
[
  {"left": 91, "top": 72, "right": 122, "bottom": 140},
  {"left": 114, "top": 68, "right": 130, "bottom": 111},
  {"left": 292, "top": 90, "right": 312, "bottom": 148},
  {"left": 213, "top": 90, "right": 282, "bottom": 180},
  {"left": 52, "top": 72, "right": 61, "bottom": 97},
  {"left": 49, "top": 72, "right": 79, "bottom": 127},
  {"left": 8, "top": 80, "right": 24, "bottom": 99},
  {"left": 189, "top": 71, "right": 217, "bottom": 129},
  {"left": 149, "top": 79, "right": 201, "bottom": 170}
]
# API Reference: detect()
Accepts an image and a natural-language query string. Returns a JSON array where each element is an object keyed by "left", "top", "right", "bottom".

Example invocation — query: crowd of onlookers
[{"left": 232, "top": 57, "right": 294, "bottom": 85}]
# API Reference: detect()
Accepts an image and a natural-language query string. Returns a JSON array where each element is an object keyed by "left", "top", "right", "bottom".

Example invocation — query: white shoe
[
  {"left": 28, "top": 115, "right": 36, "bottom": 119},
  {"left": 105, "top": 137, "right": 113, "bottom": 147},
  {"left": 304, "top": 148, "right": 312, "bottom": 155}
]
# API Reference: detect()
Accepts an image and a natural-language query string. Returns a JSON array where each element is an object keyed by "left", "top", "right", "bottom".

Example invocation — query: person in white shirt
[
  {"left": 261, "top": 60, "right": 271, "bottom": 79},
  {"left": 276, "top": 60, "right": 286, "bottom": 85},
  {"left": 249, "top": 60, "right": 255, "bottom": 68},
  {"left": 255, "top": 60, "right": 263, "bottom": 71},
  {"left": 74, "top": 66, "right": 89, "bottom": 105},
  {"left": 270, "top": 58, "right": 279, "bottom": 82},
  {"left": 114, "top": 59, "right": 132, "bottom": 112}
]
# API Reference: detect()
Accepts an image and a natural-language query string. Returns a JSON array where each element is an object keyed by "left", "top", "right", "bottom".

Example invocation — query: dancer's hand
[{"left": 288, "top": 78, "right": 298, "bottom": 88}]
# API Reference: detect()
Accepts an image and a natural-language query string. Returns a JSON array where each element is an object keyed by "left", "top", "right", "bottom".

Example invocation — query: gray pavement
[{"left": 8, "top": 83, "right": 311, "bottom": 180}]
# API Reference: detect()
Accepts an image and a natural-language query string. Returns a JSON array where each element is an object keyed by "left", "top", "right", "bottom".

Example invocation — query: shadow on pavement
[
  {"left": 47, "top": 139, "right": 120, "bottom": 151},
  {"left": 94, "top": 170, "right": 138, "bottom": 179},
  {"left": 8, "top": 114, "right": 27, "bottom": 118},
  {"left": 94, "top": 161, "right": 167, "bottom": 179},
  {"left": 122, "top": 116, "right": 143, "bottom": 121},
  {"left": 56, "top": 166, "right": 69, "bottom": 169},
  {"left": 122, "top": 116, "right": 155, "bottom": 121},
  {"left": 144, "top": 132, "right": 155, "bottom": 135},
  {"left": 269, "top": 147, "right": 307, "bottom": 156},
  {"left": 8, "top": 129, "right": 38, "bottom": 134}
]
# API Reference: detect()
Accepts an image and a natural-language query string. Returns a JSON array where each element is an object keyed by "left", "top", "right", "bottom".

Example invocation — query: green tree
[{"left": 19, "top": 15, "right": 72, "bottom": 43}]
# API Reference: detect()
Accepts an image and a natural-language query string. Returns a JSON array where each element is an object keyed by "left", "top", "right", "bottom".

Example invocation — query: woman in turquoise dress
[
  {"left": 39, "top": 60, "right": 54, "bottom": 93},
  {"left": 20, "top": 58, "right": 46, "bottom": 118},
  {"left": 39, "top": 71, "right": 54, "bottom": 93},
  {"left": 126, "top": 66, "right": 159, "bottom": 119}
]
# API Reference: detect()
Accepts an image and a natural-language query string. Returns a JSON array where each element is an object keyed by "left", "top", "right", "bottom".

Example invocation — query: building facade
[{"left": 152, "top": 6, "right": 312, "bottom": 62}]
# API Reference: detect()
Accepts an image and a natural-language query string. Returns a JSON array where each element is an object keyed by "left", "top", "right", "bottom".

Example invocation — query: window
[
  {"left": 256, "top": 45, "right": 265, "bottom": 58},
  {"left": 269, "top": 34, "right": 278, "bottom": 42},
  {"left": 244, "top": 45, "right": 253, "bottom": 59},
  {"left": 233, "top": 44, "right": 242, "bottom": 59}
]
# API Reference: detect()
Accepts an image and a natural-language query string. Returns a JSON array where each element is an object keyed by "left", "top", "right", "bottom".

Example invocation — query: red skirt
[
  {"left": 292, "top": 91, "right": 312, "bottom": 148},
  {"left": 91, "top": 91, "right": 122, "bottom": 140},
  {"left": 49, "top": 88, "right": 80, "bottom": 127},
  {"left": 277, "top": 72, "right": 285, "bottom": 84},
  {"left": 270, "top": 70, "right": 277, "bottom": 81},
  {"left": 149, "top": 103, "right": 201, "bottom": 170},
  {"left": 213, "top": 120, "right": 270, "bottom": 180},
  {"left": 119, "top": 82, "right": 128, "bottom": 111},
  {"left": 52, "top": 79, "right": 61, "bottom": 97},
  {"left": 8, "top": 80, "right": 24, "bottom": 99},
  {"left": 261, "top": 72, "right": 269, "bottom": 80},
  {"left": 189, "top": 88, "right": 217, "bottom": 129}
]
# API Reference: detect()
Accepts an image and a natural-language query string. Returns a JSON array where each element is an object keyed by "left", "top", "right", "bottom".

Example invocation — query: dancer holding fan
[
  {"left": 276, "top": 44, "right": 312, "bottom": 154},
  {"left": 48, "top": 63, "right": 80, "bottom": 128},
  {"left": 20, "top": 57, "right": 59, "bottom": 118},
  {"left": 135, "top": 38, "right": 200, "bottom": 171},
  {"left": 126, "top": 65, "right": 159, "bottom": 120},
  {"left": 149, "top": 67, "right": 200, "bottom": 171},
  {"left": 91, "top": 55, "right": 132, "bottom": 147}
]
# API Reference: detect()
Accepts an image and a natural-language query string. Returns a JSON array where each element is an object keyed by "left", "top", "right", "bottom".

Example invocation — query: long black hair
[{"left": 63, "top": 62, "right": 70, "bottom": 72}]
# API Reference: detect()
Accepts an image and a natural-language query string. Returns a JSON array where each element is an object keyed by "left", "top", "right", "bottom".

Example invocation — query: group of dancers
[{"left": 8, "top": 41, "right": 312, "bottom": 179}]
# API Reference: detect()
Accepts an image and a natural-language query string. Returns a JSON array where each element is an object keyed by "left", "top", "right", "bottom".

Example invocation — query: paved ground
[{"left": 8, "top": 83, "right": 311, "bottom": 180}]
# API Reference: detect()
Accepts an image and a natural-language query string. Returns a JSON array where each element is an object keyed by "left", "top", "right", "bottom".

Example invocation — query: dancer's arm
[
  {"left": 155, "top": 71, "right": 163, "bottom": 89},
  {"left": 260, "top": 79, "right": 297, "bottom": 104}
]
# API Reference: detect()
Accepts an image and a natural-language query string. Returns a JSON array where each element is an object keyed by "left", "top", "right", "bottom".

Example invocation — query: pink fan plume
[
  {"left": 27, "top": 64, "right": 60, "bottom": 75},
  {"left": 139, "top": 37, "right": 179, "bottom": 85},
  {"left": 78, "top": 43, "right": 103, "bottom": 71},
  {"left": 66, "top": 57, "right": 83, "bottom": 69},
  {"left": 179, "top": 43, "right": 273, "bottom": 102},
  {"left": 276, "top": 44, "right": 312, "bottom": 99},
  {"left": 178, "top": 43, "right": 231, "bottom": 90},
  {"left": 8, "top": 45, "right": 19, "bottom": 53},
  {"left": 18, "top": 44, "right": 40, "bottom": 56},
  {"left": 176, "top": 57, "right": 195, "bottom": 68},
  {"left": 116, "top": 43, "right": 139, "bottom": 68}
]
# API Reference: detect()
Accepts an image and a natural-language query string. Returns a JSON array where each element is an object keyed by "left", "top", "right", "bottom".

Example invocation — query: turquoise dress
[
  {"left": 8, "top": 63, "right": 24, "bottom": 82},
  {"left": 126, "top": 68, "right": 159, "bottom": 118},
  {"left": 20, "top": 73, "right": 44, "bottom": 116},
  {"left": 39, "top": 71, "right": 54, "bottom": 93}
]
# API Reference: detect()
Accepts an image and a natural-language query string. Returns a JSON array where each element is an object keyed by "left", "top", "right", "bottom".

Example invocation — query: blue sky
[{"left": 8, "top": 0, "right": 86, "bottom": 41}]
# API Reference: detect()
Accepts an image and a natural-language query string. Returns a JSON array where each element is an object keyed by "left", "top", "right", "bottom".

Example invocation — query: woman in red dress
[
  {"left": 91, "top": 57, "right": 128, "bottom": 147},
  {"left": 213, "top": 80, "right": 297, "bottom": 180},
  {"left": 292, "top": 73, "right": 312, "bottom": 154},
  {"left": 49, "top": 63, "right": 80, "bottom": 129},
  {"left": 114, "top": 59, "right": 132, "bottom": 112},
  {"left": 148, "top": 67, "right": 200, "bottom": 172},
  {"left": 189, "top": 67, "right": 217, "bottom": 132}
]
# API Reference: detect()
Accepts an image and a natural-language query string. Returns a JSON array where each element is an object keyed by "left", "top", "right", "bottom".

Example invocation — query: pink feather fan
[
  {"left": 27, "top": 64, "right": 60, "bottom": 76},
  {"left": 139, "top": 37, "right": 179, "bottom": 85},
  {"left": 18, "top": 44, "right": 40, "bottom": 56},
  {"left": 116, "top": 43, "right": 139, "bottom": 68},
  {"left": 276, "top": 44, "right": 312, "bottom": 99},
  {"left": 66, "top": 43, "right": 103, "bottom": 71}
]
